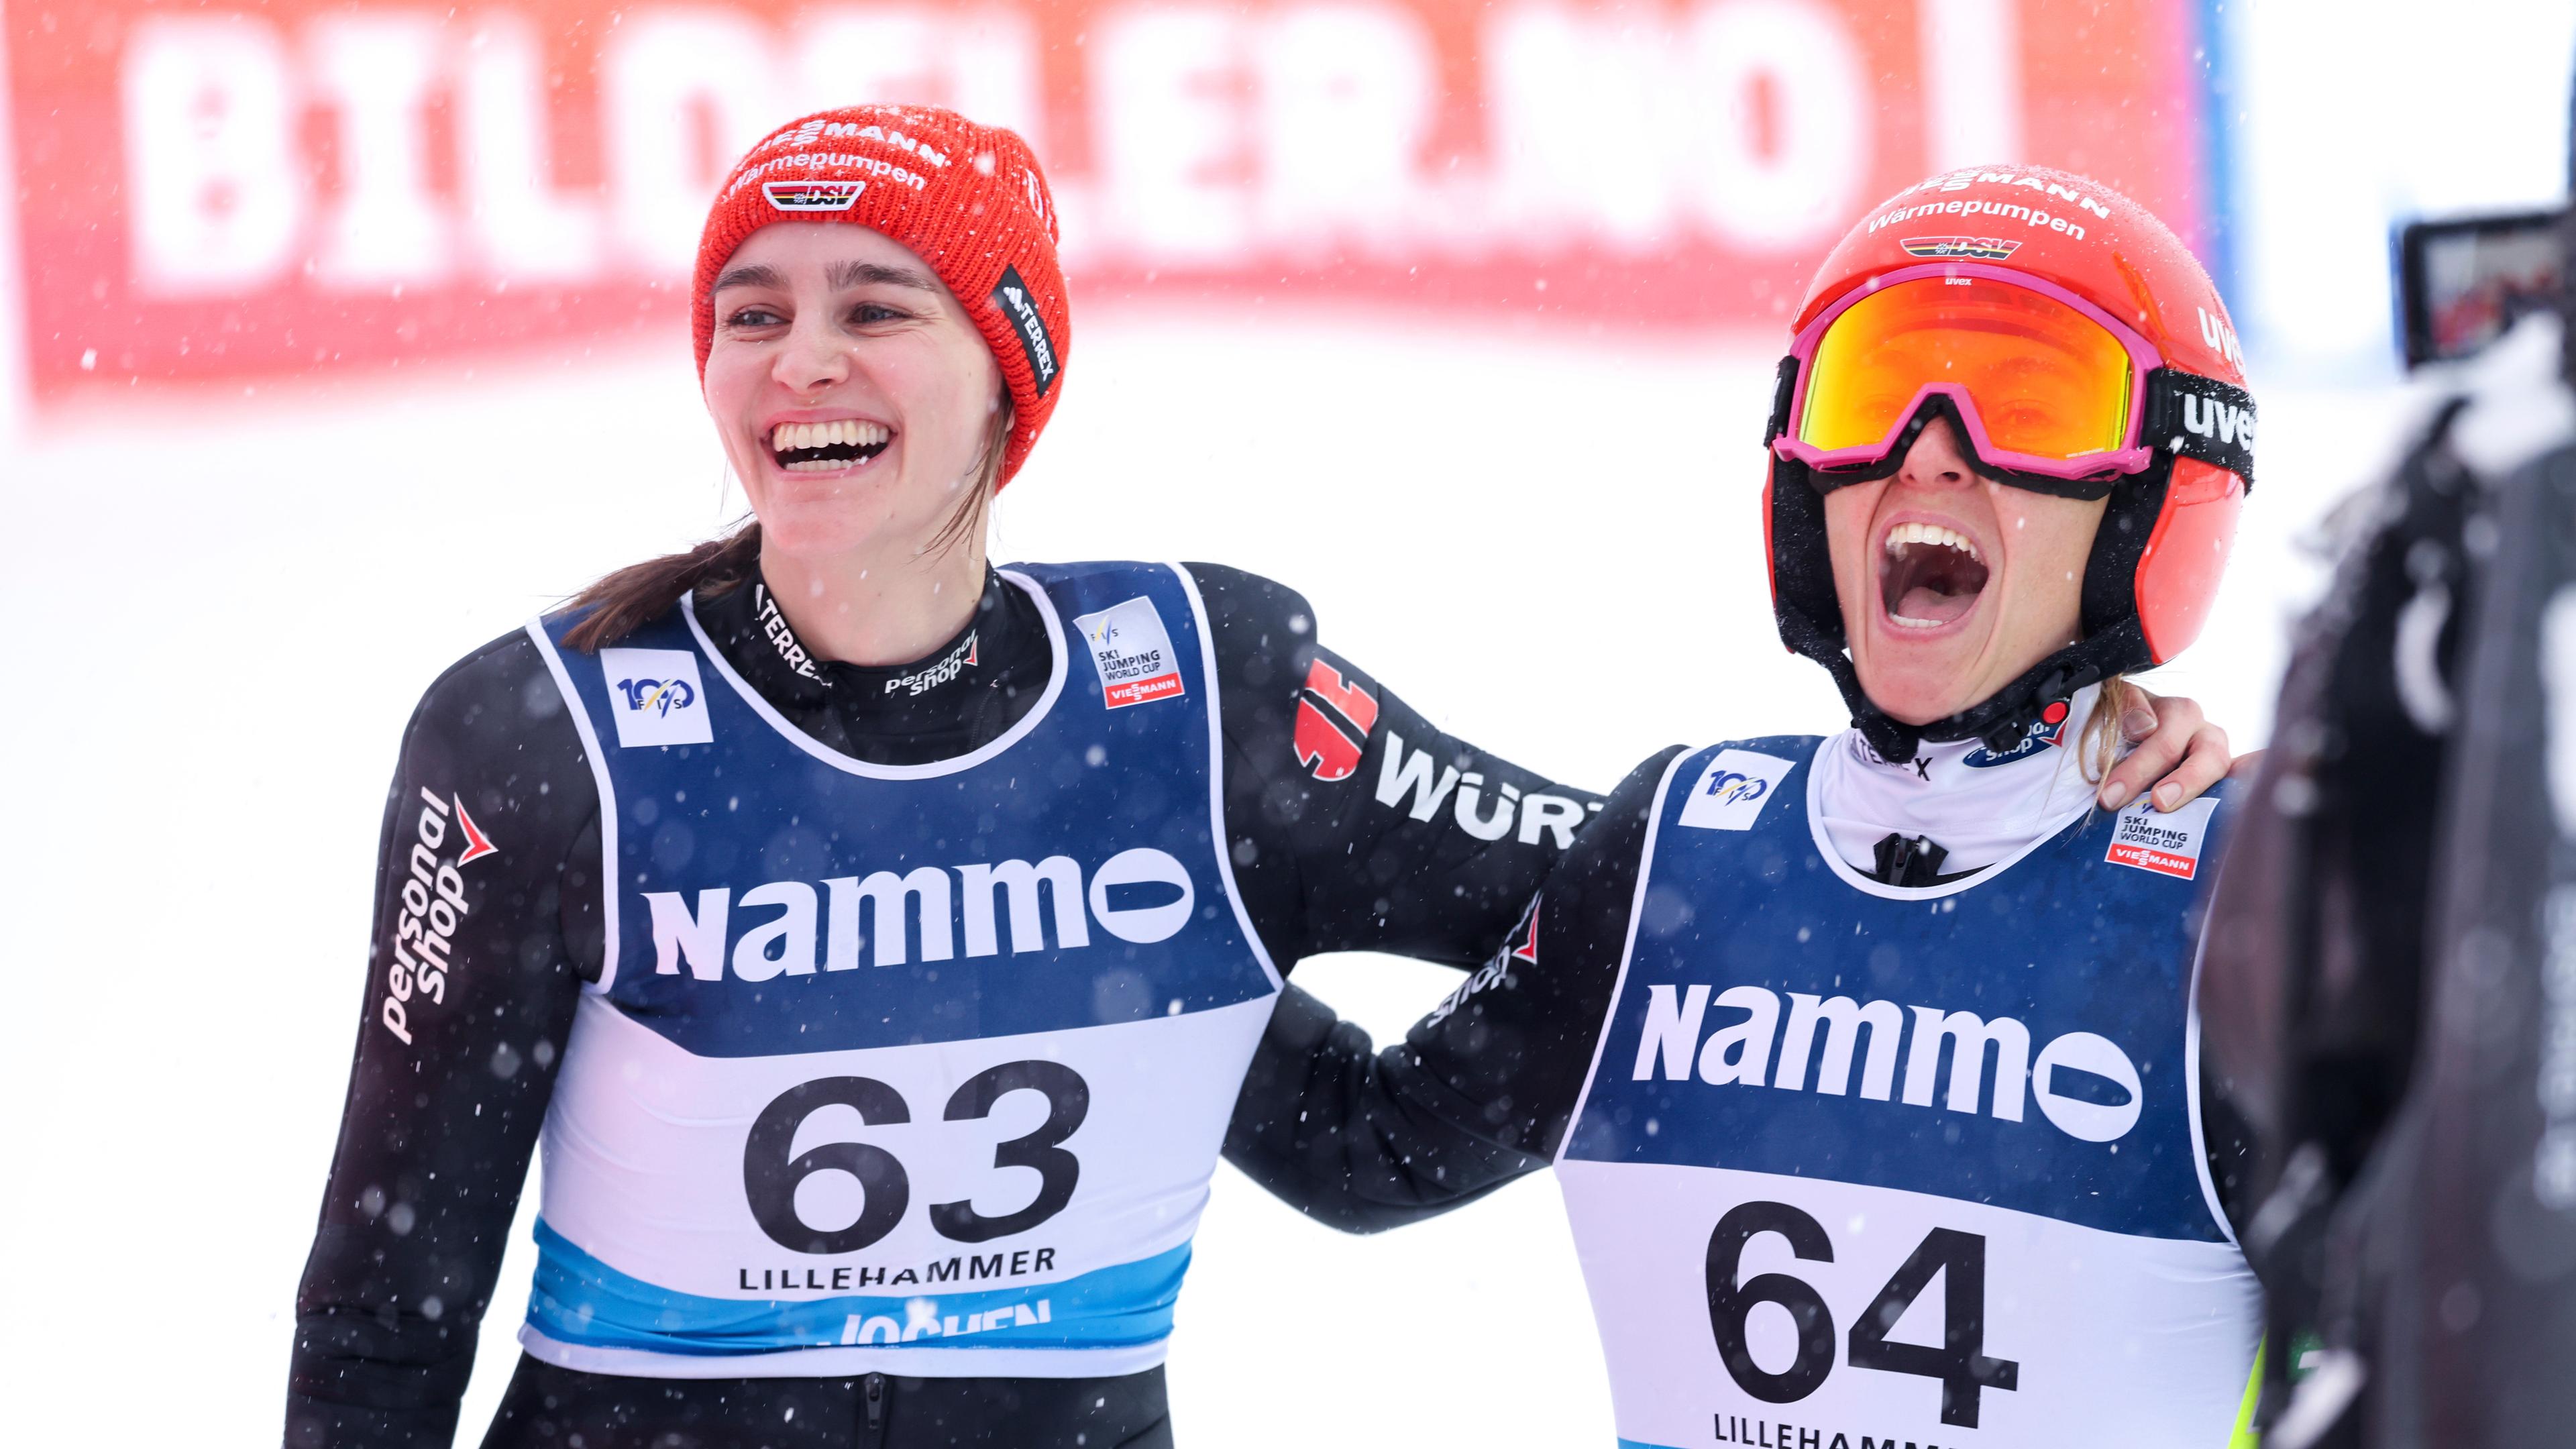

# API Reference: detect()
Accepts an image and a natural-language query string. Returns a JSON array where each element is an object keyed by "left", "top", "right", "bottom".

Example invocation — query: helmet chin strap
[{"left": 1778, "top": 602, "right": 2143, "bottom": 763}]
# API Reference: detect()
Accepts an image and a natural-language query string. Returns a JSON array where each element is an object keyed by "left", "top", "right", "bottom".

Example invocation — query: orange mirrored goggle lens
[{"left": 1798, "top": 277, "right": 2135, "bottom": 463}]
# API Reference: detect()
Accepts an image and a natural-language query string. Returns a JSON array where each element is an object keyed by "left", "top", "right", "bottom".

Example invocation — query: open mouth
[
  {"left": 769, "top": 419, "right": 892, "bottom": 473},
  {"left": 1879, "top": 521, "right": 1990, "bottom": 629}
]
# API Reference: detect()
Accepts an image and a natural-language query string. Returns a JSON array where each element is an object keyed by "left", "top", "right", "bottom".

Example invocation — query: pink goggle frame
[{"left": 1769, "top": 262, "right": 2171, "bottom": 487}]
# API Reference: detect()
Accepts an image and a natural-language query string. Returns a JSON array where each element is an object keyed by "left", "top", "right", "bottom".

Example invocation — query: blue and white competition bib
[
  {"left": 521, "top": 562, "right": 1281, "bottom": 1379},
  {"left": 1556, "top": 737, "right": 2257, "bottom": 1448}
]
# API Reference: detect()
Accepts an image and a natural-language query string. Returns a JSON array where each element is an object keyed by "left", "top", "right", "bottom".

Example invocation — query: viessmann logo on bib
[
  {"left": 1072, "top": 596, "right": 1185, "bottom": 709},
  {"left": 2106, "top": 795, "right": 2220, "bottom": 879}
]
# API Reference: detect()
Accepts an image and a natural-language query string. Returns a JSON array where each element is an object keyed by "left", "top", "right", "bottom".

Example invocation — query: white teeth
[
  {"left": 1882, "top": 521, "right": 1980, "bottom": 561},
  {"left": 769, "top": 419, "right": 893, "bottom": 456}
]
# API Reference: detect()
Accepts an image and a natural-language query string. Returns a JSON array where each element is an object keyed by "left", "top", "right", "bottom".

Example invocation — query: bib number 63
[
  {"left": 743, "top": 1061, "right": 1089, "bottom": 1254},
  {"left": 1707, "top": 1201, "right": 2020, "bottom": 1428}
]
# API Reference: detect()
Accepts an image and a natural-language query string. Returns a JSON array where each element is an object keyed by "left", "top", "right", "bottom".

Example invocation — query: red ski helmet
[{"left": 1761, "top": 165, "right": 2255, "bottom": 757}]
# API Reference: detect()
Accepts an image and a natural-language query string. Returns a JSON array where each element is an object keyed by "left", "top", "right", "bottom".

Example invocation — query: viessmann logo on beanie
[{"left": 692, "top": 105, "right": 1071, "bottom": 486}]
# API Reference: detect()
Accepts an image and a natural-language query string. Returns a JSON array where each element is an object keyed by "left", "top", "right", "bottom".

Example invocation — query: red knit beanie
[{"left": 693, "top": 105, "right": 1069, "bottom": 486}]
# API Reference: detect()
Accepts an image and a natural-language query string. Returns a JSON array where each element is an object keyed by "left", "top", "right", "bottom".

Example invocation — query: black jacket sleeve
[
  {"left": 1188, "top": 561, "right": 1601, "bottom": 970},
  {"left": 285, "top": 632, "right": 602, "bottom": 1448},
  {"left": 1222, "top": 748, "right": 1682, "bottom": 1230}
]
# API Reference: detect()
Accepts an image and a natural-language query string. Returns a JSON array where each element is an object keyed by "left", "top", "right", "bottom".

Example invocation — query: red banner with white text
[{"left": 6, "top": 0, "right": 2209, "bottom": 400}]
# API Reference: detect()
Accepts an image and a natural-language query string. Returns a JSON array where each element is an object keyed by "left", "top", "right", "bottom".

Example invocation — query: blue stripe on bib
[{"left": 527, "top": 1219, "right": 1191, "bottom": 1356}]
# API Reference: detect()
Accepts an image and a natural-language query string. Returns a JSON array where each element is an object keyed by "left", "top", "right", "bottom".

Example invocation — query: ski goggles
[{"left": 1766, "top": 264, "right": 2256, "bottom": 498}]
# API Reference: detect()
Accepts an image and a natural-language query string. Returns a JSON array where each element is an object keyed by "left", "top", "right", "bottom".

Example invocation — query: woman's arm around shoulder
[
  {"left": 1184, "top": 561, "right": 1603, "bottom": 971},
  {"left": 286, "top": 627, "right": 602, "bottom": 1449},
  {"left": 1222, "top": 746, "right": 1687, "bottom": 1230}
]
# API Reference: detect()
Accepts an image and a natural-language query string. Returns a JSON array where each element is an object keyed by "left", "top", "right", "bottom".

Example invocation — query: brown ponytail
[{"left": 561, "top": 522, "right": 763, "bottom": 653}]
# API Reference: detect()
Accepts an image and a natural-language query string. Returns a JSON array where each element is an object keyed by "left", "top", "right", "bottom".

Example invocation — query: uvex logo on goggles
[{"left": 1768, "top": 266, "right": 2255, "bottom": 493}]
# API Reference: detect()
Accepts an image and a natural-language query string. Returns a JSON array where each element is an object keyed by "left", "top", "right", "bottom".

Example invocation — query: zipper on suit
[{"left": 862, "top": 1372, "right": 888, "bottom": 1447}]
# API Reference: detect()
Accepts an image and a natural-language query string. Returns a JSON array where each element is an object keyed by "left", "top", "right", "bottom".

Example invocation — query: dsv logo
[
  {"left": 619, "top": 677, "right": 697, "bottom": 718},
  {"left": 1704, "top": 770, "right": 1770, "bottom": 807}
]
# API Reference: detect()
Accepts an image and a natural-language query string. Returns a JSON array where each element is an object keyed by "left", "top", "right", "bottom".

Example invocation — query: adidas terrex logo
[
  {"left": 991, "top": 266, "right": 1058, "bottom": 396},
  {"left": 753, "top": 585, "right": 824, "bottom": 683},
  {"left": 886, "top": 631, "right": 978, "bottom": 696}
]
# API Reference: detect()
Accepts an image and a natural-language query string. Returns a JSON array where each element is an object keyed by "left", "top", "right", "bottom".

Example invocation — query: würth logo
[{"left": 991, "top": 266, "right": 1059, "bottom": 397}]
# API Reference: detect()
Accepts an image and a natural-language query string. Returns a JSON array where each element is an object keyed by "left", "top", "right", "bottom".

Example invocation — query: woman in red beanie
[{"left": 282, "top": 111, "right": 2233, "bottom": 1448}]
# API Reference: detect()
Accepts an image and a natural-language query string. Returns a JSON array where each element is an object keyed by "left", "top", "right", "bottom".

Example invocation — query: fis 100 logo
[
  {"left": 619, "top": 676, "right": 696, "bottom": 717},
  {"left": 1678, "top": 749, "right": 1796, "bottom": 832},
  {"left": 599, "top": 647, "right": 714, "bottom": 747},
  {"left": 1703, "top": 770, "right": 1770, "bottom": 808}
]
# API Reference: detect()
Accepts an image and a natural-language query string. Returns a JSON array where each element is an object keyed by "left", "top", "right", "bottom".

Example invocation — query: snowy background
[{"left": 3, "top": 1, "right": 2575, "bottom": 1444}]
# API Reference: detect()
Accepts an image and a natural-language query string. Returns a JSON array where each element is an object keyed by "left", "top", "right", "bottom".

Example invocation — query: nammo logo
[
  {"left": 641, "top": 847, "right": 1197, "bottom": 981},
  {"left": 619, "top": 677, "right": 696, "bottom": 717},
  {"left": 1631, "top": 983, "right": 2146, "bottom": 1144}
]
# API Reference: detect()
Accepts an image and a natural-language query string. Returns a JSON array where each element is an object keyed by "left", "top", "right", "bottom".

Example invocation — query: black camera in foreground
[
  {"left": 2208, "top": 189, "right": 2576, "bottom": 1447},
  {"left": 2396, "top": 207, "right": 2566, "bottom": 368}
]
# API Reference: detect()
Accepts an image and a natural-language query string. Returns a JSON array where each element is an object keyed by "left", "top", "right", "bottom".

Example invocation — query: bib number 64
[
  {"left": 743, "top": 1061, "right": 1089, "bottom": 1254},
  {"left": 1706, "top": 1201, "right": 2020, "bottom": 1428}
]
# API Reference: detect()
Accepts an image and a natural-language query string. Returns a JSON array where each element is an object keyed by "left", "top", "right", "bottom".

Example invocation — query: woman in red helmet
[{"left": 1226, "top": 168, "right": 2264, "bottom": 1449}]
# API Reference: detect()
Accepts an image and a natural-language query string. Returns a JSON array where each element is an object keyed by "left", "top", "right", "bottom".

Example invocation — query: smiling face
[
  {"left": 1821, "top": 417, "right": 2109, "bottom": 726},
  {"left": 702, "top": 222, "right": 1003, "bottom": 564}
]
